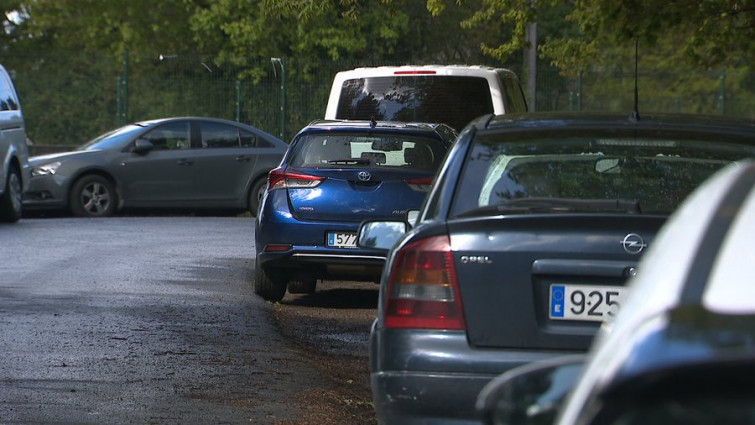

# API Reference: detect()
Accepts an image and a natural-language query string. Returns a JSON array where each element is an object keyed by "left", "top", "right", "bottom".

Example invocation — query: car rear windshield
[
  {"left": 335, "top": 76, "right": 494, "bottom": 130},
  {"left": 289, "top": 132, "right": 447, "bottom": 171},
  {"left": 452, "top": 131, "right": 755, "bottom": 217}
]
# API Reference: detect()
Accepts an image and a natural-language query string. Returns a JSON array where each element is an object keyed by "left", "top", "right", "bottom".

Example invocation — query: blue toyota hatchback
[{"left": 254, "top": 120, "right": 457, "bottom": 301}]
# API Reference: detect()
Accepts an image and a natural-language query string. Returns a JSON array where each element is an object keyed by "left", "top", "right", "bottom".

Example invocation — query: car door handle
[
  {"left": 235, "top": 156, "right": 251, "bottom": 162},
  {"left": 177, "top": 159, "right": 194, "bottom": 166}
]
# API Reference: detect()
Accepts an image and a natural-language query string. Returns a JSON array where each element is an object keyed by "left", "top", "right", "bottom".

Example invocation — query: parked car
[
  {"left": 325, "top": 65, "right": 528, "bottom": 130},
  {"left": 0, "top": 64, "right": 31, "bottom": 222},
  {"left": 357, "top": 113, "right": 755, "bottom": 424},
  {"left": 23, "top": 117, "right": 287, "bottom": 217},
  {"left": 254, "top": 120, "right": 457, "bottom": 301},
  {"left": 476, "top": 159, "right": 755, "bottom": 425}
]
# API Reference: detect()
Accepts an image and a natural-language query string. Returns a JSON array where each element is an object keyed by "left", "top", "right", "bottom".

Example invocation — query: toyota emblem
[{"left": 357, "top": 171, "right": 372, "bottom": 182}]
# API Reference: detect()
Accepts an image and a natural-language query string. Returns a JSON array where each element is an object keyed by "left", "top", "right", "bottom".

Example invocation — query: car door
[
  {"left": 117, "top": 121, "right": 195, "bottom": 205},
  {"left": 189, "top": 121, "right": 262, "bottom": 205}
]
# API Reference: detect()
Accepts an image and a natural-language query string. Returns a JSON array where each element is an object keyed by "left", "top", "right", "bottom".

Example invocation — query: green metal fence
[{"left": 3, "top": 50, "right": 753, "bottom": 150}]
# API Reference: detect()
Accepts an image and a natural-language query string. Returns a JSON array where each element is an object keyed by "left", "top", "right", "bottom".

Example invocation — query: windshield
[
  {"left": 335, "top": 76, "right": 494, "bottom": 130},
  {"left": 289, "top": 132, "right": 447, "bottom": 171},
  {"left": 452, "top": 133, "right": 754, "bottom": 217},
  {"left": 77, "top": 124, "right": 145, "bottom": 151}
]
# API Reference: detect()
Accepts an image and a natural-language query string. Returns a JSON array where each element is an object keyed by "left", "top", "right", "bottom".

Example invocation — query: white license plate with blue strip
[
  {"left": 549, "top": 284, "right": 627, "bottom": 322},
  {"left": 327, "top": 232, "right": 358, "bottom": 248}
]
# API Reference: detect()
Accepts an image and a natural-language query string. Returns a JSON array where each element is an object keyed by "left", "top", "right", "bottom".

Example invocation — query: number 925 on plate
[{"left": 549, "top": 284, "right": 627, "bottom": 322}]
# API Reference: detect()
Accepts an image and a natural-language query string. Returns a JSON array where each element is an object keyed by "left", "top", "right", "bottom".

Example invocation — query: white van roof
[{"left": 331, "top": 64, "right": 518, "bottom": 78}]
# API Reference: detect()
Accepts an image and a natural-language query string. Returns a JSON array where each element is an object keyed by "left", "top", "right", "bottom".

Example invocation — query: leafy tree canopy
[
  {"left": 425, "top": 0, "right": 754, "bottom": 71},
  {"left": 3, "top": 0, "right": 752, "bottom": 71}
]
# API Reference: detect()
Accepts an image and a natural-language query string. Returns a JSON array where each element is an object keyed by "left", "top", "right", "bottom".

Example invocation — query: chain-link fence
[{"left": 3, "top": 50, "right": 753, "bottom": 152}]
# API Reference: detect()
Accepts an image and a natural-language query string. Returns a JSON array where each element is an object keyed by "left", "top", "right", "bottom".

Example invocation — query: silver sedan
[{"left": 24, "top": 117, "right": 287, "bottom": 217}]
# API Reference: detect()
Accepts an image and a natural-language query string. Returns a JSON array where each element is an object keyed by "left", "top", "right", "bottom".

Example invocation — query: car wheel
[
  {"left": 248, "top": 178, "right": 267, "bottom": 217},
  {"left": 0, "top": 167, "right": 23, "bottom": 222},
  {"left": 69, "top": 174, "right": 116, "bottom": 217},
  {"left": 254, "top": 262, "right": 287, "bottom": 302},
  {"left": 287, "top": 278, "right": 317, "bottom": 294}
]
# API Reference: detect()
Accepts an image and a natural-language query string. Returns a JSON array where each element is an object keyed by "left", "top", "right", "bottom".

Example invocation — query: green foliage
[
  {"left": 1, "top": 0, "right": 752, "bottom": 148},
  {"left": 18, "top": 0, "right": 197, "bottom": 55}
]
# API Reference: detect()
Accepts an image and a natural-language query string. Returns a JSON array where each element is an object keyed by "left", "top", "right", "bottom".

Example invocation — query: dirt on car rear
[{"left": 268, "top": 280, "right": 378, "bottom": 424}]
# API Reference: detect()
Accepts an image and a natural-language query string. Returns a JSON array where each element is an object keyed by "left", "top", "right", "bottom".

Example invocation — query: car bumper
[
  {"left": 256, "top": 196, "right": 389, "bottom": 281},
  {"left": 23, "top": 175, "right": 68, "bottom": 209},
  {"left": 370, "top": 323, "right": 578, "bottom": 424},
  {"left": 257, "top": 246, "right": 386, "bottom": 281}
]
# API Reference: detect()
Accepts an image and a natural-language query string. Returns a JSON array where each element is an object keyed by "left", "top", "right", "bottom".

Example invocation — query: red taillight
[
  {"left": 268, "top": 167, "right": 325, "bottom": 190},
  {"left": 384, "top": 235, "right": 465, "bottom": 330},
  {"left": 394, "top": 70, "right": 437, "bottom": 75},
  {"left": 265, "top": 244, "right": 291, "bottom": 252},
  {"left": 404, "top": 177, "right": 434, "bottom": 192}
]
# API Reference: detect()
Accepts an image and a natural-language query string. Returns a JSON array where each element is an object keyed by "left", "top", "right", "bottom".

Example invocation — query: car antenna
[{"left": 630, "top": 38, "right": 640, "bottom": 121}]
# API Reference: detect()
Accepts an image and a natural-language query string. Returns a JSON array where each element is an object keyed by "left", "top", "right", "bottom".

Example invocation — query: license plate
[
  {"left": 549, "top": 284, "right": 627, "bottom": 322},
  {"left": 327, "top": 232, "right": 358, "bottom": 248}
]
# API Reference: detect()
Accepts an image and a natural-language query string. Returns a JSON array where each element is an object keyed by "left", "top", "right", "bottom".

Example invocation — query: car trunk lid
[
  {"left": 449, "top": 214, "right": 667, "bottom": 351},
  {"left": 287, "top": 167, "right": 433, "bottom": 222}
]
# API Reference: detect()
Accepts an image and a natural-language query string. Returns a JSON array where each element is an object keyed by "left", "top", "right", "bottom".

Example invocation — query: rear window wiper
[
  {"left": 457, "top": 197, "right": 642, "bottom": 218},
  {"left": 327, "top": 158, "right": 371, "bottom": 165}
]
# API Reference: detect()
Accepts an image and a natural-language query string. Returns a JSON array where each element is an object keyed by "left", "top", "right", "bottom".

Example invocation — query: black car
[
  {"left": 358, "top": 113, "right": 755, "bottom": 424},
  {"left": 477, "top": 159, "right": 755, "bottom": 425}
]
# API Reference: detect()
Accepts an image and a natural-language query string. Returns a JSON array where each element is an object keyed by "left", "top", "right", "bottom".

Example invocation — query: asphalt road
[{"left": 0, "top": 216, "right": 346, "bottom": 424}]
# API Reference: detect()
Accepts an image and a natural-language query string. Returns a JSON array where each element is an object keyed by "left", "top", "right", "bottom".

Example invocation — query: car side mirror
[
  {"left": 133, "top": 138, "right": 154, "bottom": 154},
  {"left": 357, "top": 220, "right": 408, "bottom": 251},
  {"left": 406, "top": 210, "right": 420, "bottom": 228},
  {"left": 476, "top": 355, "right": 586, "bottom": 425}
]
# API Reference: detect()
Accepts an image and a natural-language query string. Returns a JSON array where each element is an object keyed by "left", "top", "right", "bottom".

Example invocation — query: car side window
[
  {"left": 0, "top": 72, "right": 19, "bottom": 111},
  {"left": 502, "top": 76, "right": 528, "bottom": 113},
  {"left": 240, "top": 130, "right": 258, "bottom": 147},
  {"left": 143, "top": 122, "right": 190, "bottom": 150},
  {"left": 199, "top": 122, "right": 242, "bottom": 148}
]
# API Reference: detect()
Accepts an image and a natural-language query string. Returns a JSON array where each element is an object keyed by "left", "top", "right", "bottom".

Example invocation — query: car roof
[
  {"left": 128, "top": 116, "right": 285, "bottom": 143},
  {"left": 472, "top": 112, "right": 755, "bottom": 138},
  {"left": 333, "top": 64, "right": 519, "bottom": 79},
  {"left": 557, "top": 160, "right": 755, "bottom": 424},
  {"left": 134, "top": 116, "right": 242, "bottom": 125},
  {"left": 299, "top": 119, "right": 456, "bottom": 137}
]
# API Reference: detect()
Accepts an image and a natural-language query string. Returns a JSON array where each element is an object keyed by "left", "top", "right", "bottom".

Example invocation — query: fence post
[
  {"left": 577, "top": 71, "right": 582, "bottom": 112},
  {"left": 718, "top": 68, "right": 726, "bottom": 116},
  {"left": 279, "top": 58, "right": 287, "bottom": 141},
  {"left": 235, "top": 80, "right": 242, "bottom": 122},
  {"left": 122, "top": 50, "right": 129, "bottom": 124},
  {"left": 116, "top": 76, "right": 122, "bottom": 126}
]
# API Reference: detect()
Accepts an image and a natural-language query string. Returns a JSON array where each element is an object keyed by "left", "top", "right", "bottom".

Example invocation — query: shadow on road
[{"left": 282, "top": 285, "right": 379, "bottom": 309}]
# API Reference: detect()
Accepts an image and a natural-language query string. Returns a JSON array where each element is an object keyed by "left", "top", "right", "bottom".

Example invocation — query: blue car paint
[{"left": 254, "top": 120, "right": 457, "bottom": 298}]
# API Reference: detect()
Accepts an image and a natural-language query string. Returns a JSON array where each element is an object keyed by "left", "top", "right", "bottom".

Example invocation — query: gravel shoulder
[{"left": 268, "top": 280, "right": 379, "bottom": 424}]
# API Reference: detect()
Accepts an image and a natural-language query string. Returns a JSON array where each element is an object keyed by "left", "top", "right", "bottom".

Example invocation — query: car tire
[
  {"left": 69, "top": 174, "right": 116, "bottom": 217},
  {"left": 0, "top": 166, "right": 23, "bottom": 222},
  {"left": 254, "top": 262, "right": 287, "bottom": 302},
  {"left": 287, "top": 278, "right": 317, "bottom": 294},
  {"left": 248, "top": 178, "right": 267, "bottom": 217}
]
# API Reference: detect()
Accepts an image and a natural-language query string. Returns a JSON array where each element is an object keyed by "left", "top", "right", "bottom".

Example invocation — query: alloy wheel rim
[{"left": 81, "top": 182, "right": 111, "bottom": 215}]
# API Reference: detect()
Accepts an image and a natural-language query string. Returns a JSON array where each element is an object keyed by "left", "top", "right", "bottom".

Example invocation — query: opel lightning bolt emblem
[
  {"left": 357, "top": 171, "right": 372, "bottom": 182},
  {"left": 621, "top": 233, "right": 647, "bottom": 255}
]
